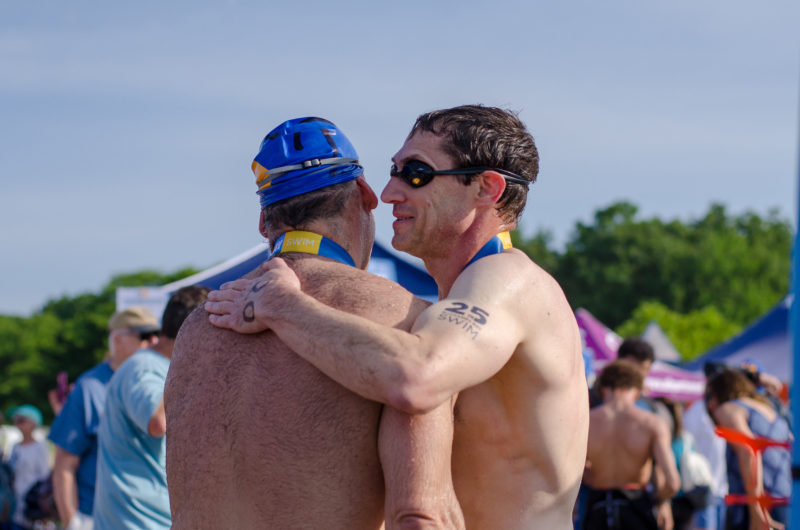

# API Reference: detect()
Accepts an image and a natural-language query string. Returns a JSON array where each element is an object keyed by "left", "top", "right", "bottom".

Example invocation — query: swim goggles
[{"left": 389, "top": 160, "right": 530, "bottom": 189}]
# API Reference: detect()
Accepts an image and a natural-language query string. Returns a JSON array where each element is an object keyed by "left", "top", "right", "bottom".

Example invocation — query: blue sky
[{"left": 1, "top": 1, "right": 798, "bottom": 316}]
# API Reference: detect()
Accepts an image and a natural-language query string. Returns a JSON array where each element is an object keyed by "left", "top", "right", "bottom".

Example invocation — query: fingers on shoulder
[{"left": 262, "top": 257, "right": 290, "bottom": 271}]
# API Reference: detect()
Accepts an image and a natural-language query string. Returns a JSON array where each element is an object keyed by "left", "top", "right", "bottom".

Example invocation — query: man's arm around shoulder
[{"left": 206, "top": 256, "right": 526, "bottom": 413}]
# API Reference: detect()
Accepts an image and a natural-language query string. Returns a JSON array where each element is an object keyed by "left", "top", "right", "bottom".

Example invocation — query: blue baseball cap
[{"left": 252, "top": 117, "right": 364, "bottom": 208}]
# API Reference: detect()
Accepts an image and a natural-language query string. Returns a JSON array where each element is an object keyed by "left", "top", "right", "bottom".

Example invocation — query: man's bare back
[
  {"left": 165, "top": 257, "right": 431, "bottom": 529},
  {"left": 582, "top": 362, "right": 679, "bottom": 530},
  {"left": 585, "top": 402, "right": 669, "bottom": 489}
]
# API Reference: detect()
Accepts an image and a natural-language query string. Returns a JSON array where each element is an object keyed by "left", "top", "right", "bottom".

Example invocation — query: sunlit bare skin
[
  {"left": 206, "top": 130, "right": 590, "bottom": 529},
  {"left": 584, "top": 384, "right": 680, "bottom": 529},
  {"left": 167, "top": 258, "right": 462, "bottom": 529},
  {"left": 167, "top": 176, "right": 463, "bottom": 529}
]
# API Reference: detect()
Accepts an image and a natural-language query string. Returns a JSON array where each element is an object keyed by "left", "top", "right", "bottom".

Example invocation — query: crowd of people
[
  {"left": 579, "top": 338, "right": 792, "bottom": 530},
  {"left": 1, "top": 287, "right": 208, "bottom": 530},
  {"left": 0, "top": 105, "right": 793, "bottom": 530}
]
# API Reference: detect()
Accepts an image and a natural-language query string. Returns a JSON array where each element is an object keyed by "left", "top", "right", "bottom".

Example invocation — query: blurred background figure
[
  {"left": 93, "top": 287, "right": 208, "bottom": 530},
  {"left": 704, "top": 369, "right": 791, "bottom": 530},
  {"left": 47, "top": 372, "right": 71, "bottom": 418},
  {"left": 583, "top": 361, "right": 679, "bottom": 530},
  {"left": 737, "top": 361, "right": 792, "bottom": 432},
  {"left": 0, "top": 414, "right": 22, "bottom": 462},
  {"left": 683, "top": 395, "right": 728, "bottom": 530},
  {"left": 48, "top": 306, "right": 159, "bottom": 530},
  {"left": 656, "top": 398, "right": 714, "bottom": 530},
  {"left": 7, "top": 406, "right": 50, "bottom": 530},
  {"left": 616, "top": 337, "right": 667, "bottom": 415},
  {"left": 0, "top": 409, "right": 14, "bottom": 530}
]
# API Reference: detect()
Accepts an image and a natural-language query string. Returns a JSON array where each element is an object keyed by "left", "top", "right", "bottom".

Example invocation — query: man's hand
[{"left": 205, "top": 257, "right": 302, "bottom": 333}]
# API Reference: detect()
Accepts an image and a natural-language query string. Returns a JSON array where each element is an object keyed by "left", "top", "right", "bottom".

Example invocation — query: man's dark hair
[
  {"left": 161, "top": 285, "right": 210, "bottom": 339},
  {"left": 598, "top": 361, "right": 644, "bottom": 391},
  {"left": 617, "top": 337, "right": 655, "bottom": 364},
  {"left": 261, "top": 180, "right": 357, "bottom": 234},
  {"left": 409, "top": 104, "right": 539, "bottom": 224}
]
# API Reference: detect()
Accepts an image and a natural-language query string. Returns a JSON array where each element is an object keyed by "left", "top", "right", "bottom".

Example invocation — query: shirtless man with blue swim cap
[
  {"left": 207, "top": 105, "right": 590, "bottom": 529},
  {"left": 166, "top": 117, "right": 463, "bottom": 529}
]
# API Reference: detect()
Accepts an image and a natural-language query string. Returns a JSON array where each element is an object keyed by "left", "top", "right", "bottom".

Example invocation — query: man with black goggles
[{"left": 207, "top": 104, "right": 588, "bottom": 529}]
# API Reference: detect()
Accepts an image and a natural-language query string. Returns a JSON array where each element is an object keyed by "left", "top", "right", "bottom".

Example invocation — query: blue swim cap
[
  {"left": 10, "top": 404, "right": 43, "bottom": 426},
  {"left": 252, "top": 117, "right": 364, "bottom": 208}
]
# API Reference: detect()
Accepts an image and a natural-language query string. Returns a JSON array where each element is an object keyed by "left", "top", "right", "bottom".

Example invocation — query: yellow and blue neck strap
[
  {"left": 464, "top": 231, "right": 512, "bottom": 270},
  {"left": 270, "top": 230, "right": 356, "bottom": 267}
]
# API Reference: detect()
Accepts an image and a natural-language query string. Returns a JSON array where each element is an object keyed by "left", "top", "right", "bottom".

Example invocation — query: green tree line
[
  {"left": 514, "top": 201, "right": 791, "bottom": 361},
  {"left": 0, "top": 201, "right": 791, "bottom": 422},
  {"left": 1, "top": 268, "right": 196, "bottom": 424}
]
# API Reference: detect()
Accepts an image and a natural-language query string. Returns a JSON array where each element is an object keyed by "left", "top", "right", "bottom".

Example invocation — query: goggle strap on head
[
  {"left": 434, "top": 167, "right": 529, "bottom": 188},
  {"left": 257, "top": 157, "right": 361, "bottom": 188}
]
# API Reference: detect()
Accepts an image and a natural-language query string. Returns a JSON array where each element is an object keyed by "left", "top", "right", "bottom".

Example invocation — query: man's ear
[
  {"left": 476, "top": 170, "right": 507, "bottom": 206},
  {"left": 259, "top": 209, "right": 269, "bottom": 238},
  {"left": 356, "top": 177, "right": 378, "bottom": 211}
]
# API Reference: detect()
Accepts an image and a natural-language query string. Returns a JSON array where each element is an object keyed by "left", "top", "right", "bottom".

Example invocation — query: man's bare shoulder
[
  {"left": 174, "top": 305, "right": 219, "bottom": 346},
  {"left": 626, "top": 405, "right": 671, "bottom": 436},
  {"left": 447, "top": 248, "right": 582, "bottom": 392},
  {"left": 169, "top": 305, "right": 238, "bottom": 375},
  {"left": 461, "top": 248, "right": 572, "bottom": 316},
  {"left": 290, "top": 257, "right": 432, "bottom": 328},
  {"left": 592, "top": 402, "right": 665, "bottom": 426},
  {"left": 511, "top": 248, "right": 571, "bottom": 308}
]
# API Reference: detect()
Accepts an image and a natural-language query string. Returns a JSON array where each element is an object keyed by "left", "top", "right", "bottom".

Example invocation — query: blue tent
[
  {"left": 116, "top": 241, "right": 439, "bottom": 316},
  {"left": 683, "top": 296, "right": 791, "bottom": 382}
]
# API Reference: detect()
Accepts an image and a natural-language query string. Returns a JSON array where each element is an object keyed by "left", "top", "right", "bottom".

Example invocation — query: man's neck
[
  {"left": 423, "top": 217, "right": 508, "bottom": 298},
  {"left": 270, "top": 220, "right": 369, "bottom": 270},
  {"left": 602, "top": 388, "right": 641, "bottom": 409}
]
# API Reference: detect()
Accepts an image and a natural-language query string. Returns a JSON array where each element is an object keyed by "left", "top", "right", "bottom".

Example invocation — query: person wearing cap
[
  {"left": 207, "top": 105, "right": 589, "bottom": 529},
  {"left": 92, "top": 286, "right": 207, "bottom": 530},
  {"left": 168, "top": 117, "right": 463, "bottom": 528},
  {"left": 8, "top": 405, "right": 50, "bottom": 529},
  {"left": 49, "top": 306, "right": 159, "bottom": 530}
]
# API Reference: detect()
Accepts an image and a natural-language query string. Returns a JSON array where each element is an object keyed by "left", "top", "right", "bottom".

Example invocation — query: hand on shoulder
[{"left": 205, "top": 257, "right": 303, "bottom": 334}]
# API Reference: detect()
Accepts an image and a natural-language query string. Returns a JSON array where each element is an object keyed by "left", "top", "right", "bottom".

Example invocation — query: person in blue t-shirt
[
  {"left": 93, "top": 286, "right": 207, "bottom": 530},
  {"left": 48, "top": 307, "right": 159, "bottom": 530}
]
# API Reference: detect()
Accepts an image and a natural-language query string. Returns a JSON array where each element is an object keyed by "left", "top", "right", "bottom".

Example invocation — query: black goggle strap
[{"left": 430, "top": 167, "right": 530, "bottom": 188}]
